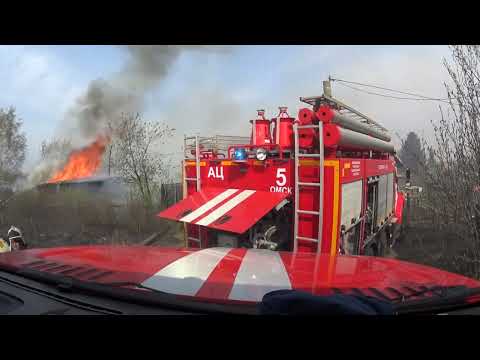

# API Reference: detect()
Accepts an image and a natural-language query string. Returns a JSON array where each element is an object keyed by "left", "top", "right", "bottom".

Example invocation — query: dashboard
[{"left": 0, "top": 271, "right": 195, "bottom": 315}]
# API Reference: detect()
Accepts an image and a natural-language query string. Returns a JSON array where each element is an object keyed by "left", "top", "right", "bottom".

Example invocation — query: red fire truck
[
  {"left": 159, "top": 82, "right": 406, "bottom": 257},
  {"left": 4, "top": 83, "right": 480, "bottom": 315}
]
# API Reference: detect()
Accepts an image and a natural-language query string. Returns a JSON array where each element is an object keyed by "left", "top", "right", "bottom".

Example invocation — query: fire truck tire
[
  {"left": 377, "top": 242, "right": 384, "bottom": 257},
  {"left": 364, "top": 245, "right": 377, "bottom": 257},
  {"left": 377, "top": 231, "right": 387, "bottom": 257},
  {"left": 398, "top": 223, "right": 406, "bottom": 242},
  {"left": 389, "top": 223, "right": 404, "bottom": 248}
]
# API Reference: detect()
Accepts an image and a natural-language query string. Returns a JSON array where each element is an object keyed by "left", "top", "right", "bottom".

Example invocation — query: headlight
[{"left": 256, "top": 148, "right": 267, "bottom": 161}]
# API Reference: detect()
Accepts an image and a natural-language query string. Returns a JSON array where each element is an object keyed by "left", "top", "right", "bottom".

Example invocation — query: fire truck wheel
[
  {"left": 364, "top": 245, "right": 377, "bottom": 257},
  {"left": 397, "top": 224, "right": 405, "bottom": 243},
  {"left": 377, "top": 232, "right": 387, "bottom": 257},
  {"left": 377, "top": 243, "right": 384, "bottom": 257}
]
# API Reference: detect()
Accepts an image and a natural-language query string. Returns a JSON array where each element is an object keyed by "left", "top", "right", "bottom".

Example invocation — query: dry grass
[
  {"left": 0, "top": 188, "right": 183, "bottom": 249},
  {"left": 394, "top": 212, "right": 480, "bottom": 279}
]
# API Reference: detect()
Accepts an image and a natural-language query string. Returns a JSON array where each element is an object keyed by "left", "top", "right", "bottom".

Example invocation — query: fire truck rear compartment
[
  {"left": 214, "top": 202, "right": 293, "bottom": 250},
  {"left": 157, "top": 187, "right": 291, "bottom": 249},
  {"left": 158, "top": 84, "right": 404, "bottom": 256}
]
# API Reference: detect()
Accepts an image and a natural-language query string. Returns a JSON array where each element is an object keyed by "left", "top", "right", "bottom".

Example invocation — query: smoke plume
[
  {"left": 64, "top": 45, "right": 220, "bottom": 145},
  {"left": 29, "top": 45, "right": 224, "bottom": 185}
]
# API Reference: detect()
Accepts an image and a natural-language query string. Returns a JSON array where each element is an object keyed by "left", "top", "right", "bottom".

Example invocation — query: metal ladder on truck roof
[
  {"left": 183, "top": 135, "right": 202, "bottom": 247},
  {"left": 292, "top": 122, "right": 324, "bottom": 253},
  {"left": 299, "top": 94, "right": 390, "bottom": 138}
]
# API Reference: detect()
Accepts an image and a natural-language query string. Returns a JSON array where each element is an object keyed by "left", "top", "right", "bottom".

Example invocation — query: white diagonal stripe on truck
[
  {"left": 180, "top": 188, "right": 239, "bottom": 223},
  {"left": 228, "top": 249, "right": 292, "bottom": 302},
  {"left": 141, "top": 247, "right": 231, "bottom": 296},
  {"left": 194, "top": 190, "right": 256, "bottom": 226}
]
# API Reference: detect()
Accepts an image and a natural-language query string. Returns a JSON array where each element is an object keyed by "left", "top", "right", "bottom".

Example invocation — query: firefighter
[
  {"left": 7, "top": 226, "right": 26, "bottom": 251},
  {"left": 406, "top": 168, "right": 411, "bottom": 187}
]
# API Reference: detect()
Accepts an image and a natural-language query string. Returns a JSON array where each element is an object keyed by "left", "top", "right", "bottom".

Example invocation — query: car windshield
[{"left": 1, "top": 45, "right": 480, "bottom": 315}]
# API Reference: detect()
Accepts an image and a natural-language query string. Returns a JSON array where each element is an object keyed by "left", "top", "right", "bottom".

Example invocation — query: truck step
[
  {"left": 298, "top": 182, "right": 321, "bottom": 187},
  {"left": 296, "top": 236, "right": 319, "bottom": 243},
  {"left": 298, "top": 154, "right": 321, "bottom": 158},
  {"left": 297, "top": 210, "right": 320, "bottom": 215}
]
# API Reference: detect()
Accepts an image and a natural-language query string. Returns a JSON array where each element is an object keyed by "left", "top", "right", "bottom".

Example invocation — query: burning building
[
  {"left": 37, "top": 175, "right": 129, "bottom": 205},
  {"left": 36, "top": 135, "right": 181, "bottom": 207},
  {"left": 36, "top": 135, "right": 129, "bottom": 204},
  {"left": 46, "top": 136, "right": 109, "bottom": 184}
]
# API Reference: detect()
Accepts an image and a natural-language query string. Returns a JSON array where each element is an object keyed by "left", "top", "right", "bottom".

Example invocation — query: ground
[{"left": 0, "top": 189, "right": 185, "bottom": 249}]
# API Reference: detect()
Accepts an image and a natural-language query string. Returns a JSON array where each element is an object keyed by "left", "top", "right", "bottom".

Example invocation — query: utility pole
[
  {"left": 313, "top": 77, "right": 333, "bottom": 111},
  {"left": 323, "top": 78, "right": 332, "bottom": 98}
]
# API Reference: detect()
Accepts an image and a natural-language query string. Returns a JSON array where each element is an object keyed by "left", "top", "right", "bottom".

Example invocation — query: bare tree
[
  {"left": 27, "top": 138, "right": 73, "bottom": 186},
  {"left": 0, "top": 107, "right": 27, "bottom": 189},
  {"left": 399, "top": 131, "right": 426, "bottom": 177},
  {"left": 40, "top": 138, "right": 72, "bottom": 162},
  {"left": 420, "top": 45, "right": 480, "bottom": 277},
  {"left": 108, "top": 113, "right": 175, "bottom": 210}
]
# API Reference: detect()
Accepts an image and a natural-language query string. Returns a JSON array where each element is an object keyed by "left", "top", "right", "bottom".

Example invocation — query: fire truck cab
[{"left": 158, "top": 83, "right": 405, "bottom": 256}]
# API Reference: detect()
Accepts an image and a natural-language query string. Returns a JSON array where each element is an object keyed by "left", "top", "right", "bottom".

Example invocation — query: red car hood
[{"left": 0, "top": 246, "right": 479, "bottom": 304}]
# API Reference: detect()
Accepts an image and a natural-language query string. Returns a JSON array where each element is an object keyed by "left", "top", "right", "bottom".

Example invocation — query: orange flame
[{"left": 48, "top": 136, "right": 109, "bottom": 183}]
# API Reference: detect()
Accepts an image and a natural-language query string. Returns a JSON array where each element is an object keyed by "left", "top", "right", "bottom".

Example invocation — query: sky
[{"left": 0, "top": 45, "right": 453, "bottom": 172}]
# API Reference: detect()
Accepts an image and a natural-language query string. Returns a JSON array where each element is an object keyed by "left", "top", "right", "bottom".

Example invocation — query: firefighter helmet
[{"left": 8, "top": 226, "right": 26, "bottom": 250}]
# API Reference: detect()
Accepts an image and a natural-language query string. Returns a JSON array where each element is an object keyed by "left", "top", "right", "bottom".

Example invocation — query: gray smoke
[
  {"left": 27, "top": 45, "right": 226, "bottom": 186},
  {"left": 64, "top": 45, "right": 223, "bottom": 145}
]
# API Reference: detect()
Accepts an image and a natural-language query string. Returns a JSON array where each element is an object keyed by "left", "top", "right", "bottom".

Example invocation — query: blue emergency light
[{"left": 233, "top": 148, "right": 248, "bottom": 161}]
